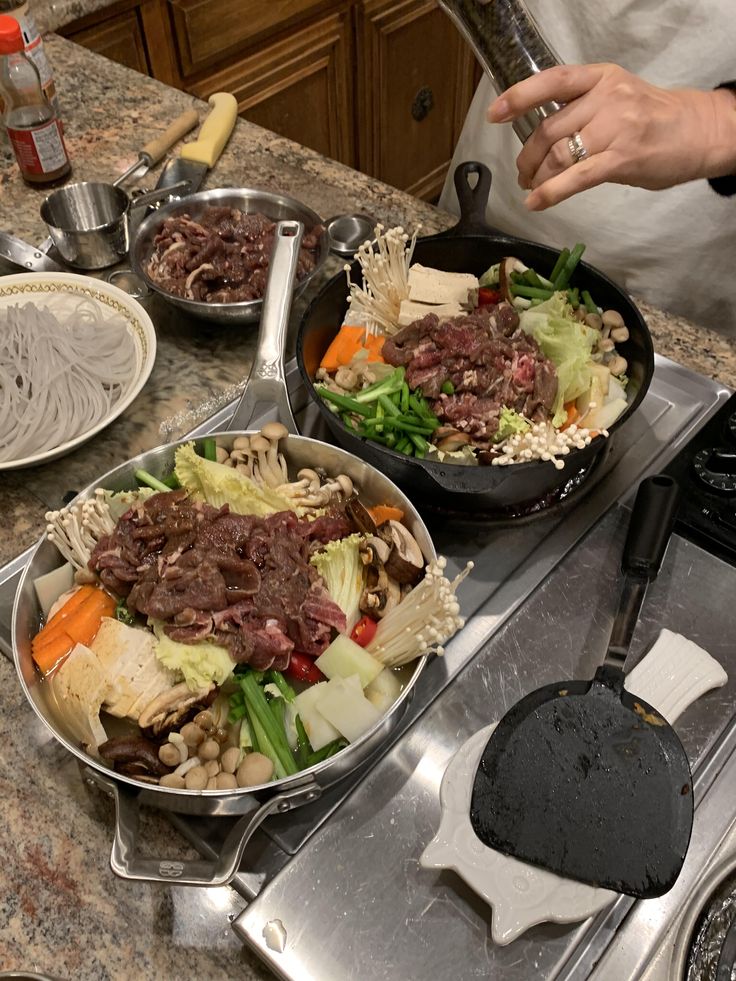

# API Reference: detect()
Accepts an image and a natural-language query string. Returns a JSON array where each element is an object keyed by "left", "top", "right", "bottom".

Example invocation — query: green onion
[
  {"left": 400, "top": 383, "right": 410, "bottom": 413},
  {"left": 567, "top": 287, "right": 580, "bottom": 309},
  {"left": 377, "top": 394, "right": 401, "bottom": 417},
  {"left": 266, "top": 671, "right": 296, "bottom": 702},
  {"left": 582, "top": 289, "right": 598, "bottom": 315},
  {"left": 317, "top": 388, "right": 373, "bottom": 416},
  {"left": 553, "top": 242, "right": 586, "bottom": 290},
  {"left": 549, "top": 247, "right": 570, "bottom": 283},
  {"left": 306, "top": 738, "right": 348, "bottom": 767},
  {"left": 239, "top": 672, "right": 298, "bottom": 778},
  {"left": 201, "top": 437, "right": 217, "bottom": 462},
  {"left": 353, "top": 367, "right": 405, "bottom": 403},
  {"left": 441, "top": 380, "right": 455, "bottom": 395},
  {"left": 510, "top": 284, "right": 554, "bottom": 300},
  {"left": 409, "top": 433, "right": 429, "bottom": 454},
  {"left": 395, "top": 436, "right": 412, "bottom": 454},
  {"left": 295, "top": 715, "right": 311, "bottom": 769},
  {"left": 161, "top": 473, "right": 181, "bottom": 489},
  {"left": 134, "top": 468, "right": 172, "bottom": 493}
]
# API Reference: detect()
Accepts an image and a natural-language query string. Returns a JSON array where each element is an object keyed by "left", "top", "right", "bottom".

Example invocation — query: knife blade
[
  {"left": 154, "top": 92, "right": 238, "bottom": 194},
  {"left": 0, "top": 231, "right": 64, "bottom": 273}
]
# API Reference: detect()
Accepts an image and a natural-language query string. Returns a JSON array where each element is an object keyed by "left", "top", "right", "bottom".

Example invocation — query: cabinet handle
[{"left": 411, "top": 86, "right": 434, "bottom": 122}]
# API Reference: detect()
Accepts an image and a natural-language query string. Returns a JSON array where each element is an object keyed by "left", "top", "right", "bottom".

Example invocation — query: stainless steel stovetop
[{"left": 1, "top": 354, "right": 734, "bottom": 981}]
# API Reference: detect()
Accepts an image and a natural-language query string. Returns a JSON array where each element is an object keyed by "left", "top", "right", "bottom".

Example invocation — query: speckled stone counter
[{"left": 1, "top": 34, "right": 735, "bottom": 981}]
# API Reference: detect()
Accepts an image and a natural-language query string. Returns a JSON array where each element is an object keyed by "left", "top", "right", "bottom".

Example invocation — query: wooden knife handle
[
  {"left": 141, "top": 108, "right": 199, "bottom": 165},
  {"left": 180, "top": 92, "right": 238, "bottom": 169}
]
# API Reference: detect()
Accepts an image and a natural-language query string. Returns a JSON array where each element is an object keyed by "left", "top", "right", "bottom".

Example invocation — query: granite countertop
[
  {"left": 33, "top": 0, "right": 117, "bottom": 33},
  {"left": 1, "top": 32, "right": 735, "bottom": 981}
]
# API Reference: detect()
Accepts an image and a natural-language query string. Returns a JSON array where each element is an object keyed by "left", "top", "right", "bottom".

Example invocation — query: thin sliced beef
[
  {"left": 89, "top": 492, "right": 349, "bottom": 670},
  {"left": 147, "top": 207, "right": 323, "bottom": 304},
  {"left": 381, "top": 303, "right": 558, "bottom": 448}
]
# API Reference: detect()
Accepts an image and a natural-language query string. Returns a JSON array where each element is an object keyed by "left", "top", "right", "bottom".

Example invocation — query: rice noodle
[{"left": 0, "top": 298, "right": 137, "bottom": 463}]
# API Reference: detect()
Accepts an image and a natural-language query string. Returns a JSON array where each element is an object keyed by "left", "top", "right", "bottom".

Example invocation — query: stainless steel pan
[
  {"left": 129, "top": 187, "right": 331, "bottom": 325},
  {"left": 11, "top": 224, "right": 433, "bottom": 886}
]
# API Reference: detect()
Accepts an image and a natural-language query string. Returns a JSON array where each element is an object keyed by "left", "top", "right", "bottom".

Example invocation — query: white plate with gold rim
[
  {"left": 421, "top": 630, "right": 728, "bottom": 945},
  {"left": 0, "top": 272, "right": 156, "bottom": 470}
]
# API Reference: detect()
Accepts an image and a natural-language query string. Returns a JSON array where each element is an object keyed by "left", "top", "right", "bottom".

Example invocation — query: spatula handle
[{"left": 622, "top": 475, "right": 682, "bottom": 580}]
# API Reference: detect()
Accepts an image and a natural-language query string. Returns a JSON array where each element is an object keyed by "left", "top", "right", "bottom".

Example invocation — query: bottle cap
[{"left": 0, "top": 15, "right": 23, "bottom": 54}]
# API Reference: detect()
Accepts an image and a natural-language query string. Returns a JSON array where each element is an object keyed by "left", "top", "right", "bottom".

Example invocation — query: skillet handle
[
  {"left": 437, "top": 162, "right": 499, "bottom": 238},
  {"left": 85, "top": 767, "right": 321, "bottom": 887},
  {"left": 228, "top": 220, "right": 304, "bottom": 435},
  {"left": 623, "top": 474, "right": 682, "bottom": 580}
]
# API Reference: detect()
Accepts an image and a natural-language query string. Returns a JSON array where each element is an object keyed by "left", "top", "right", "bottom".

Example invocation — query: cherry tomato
[
  {"left": 478, "top": 287, "right": 501, "bottom": 305},
  {"left": 285, "top": 652, "right": 324, "bottom": 685},
  {"left": 350, "top": 615, "right": 378, "bottom": 647}
]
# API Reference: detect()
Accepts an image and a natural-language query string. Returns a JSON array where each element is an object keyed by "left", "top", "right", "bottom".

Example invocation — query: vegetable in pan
[
  {"left": 314, "top": 228, "right": 634, "bottom": 469},
  {"left": 32, "top": 424, "right": 471, "bottom": 791}
]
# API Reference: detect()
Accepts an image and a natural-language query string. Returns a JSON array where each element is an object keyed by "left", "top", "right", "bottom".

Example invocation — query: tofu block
[
  {"left": 398, "top": 299, "right": 465, "bottom": 327},
  {"left": 408, "top": 264, "right": 479, "bottom": 307}
]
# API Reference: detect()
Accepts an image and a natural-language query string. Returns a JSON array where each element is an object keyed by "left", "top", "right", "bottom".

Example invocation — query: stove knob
[{"left": 693, "top": 446, "right": 736, "bottom": 493}]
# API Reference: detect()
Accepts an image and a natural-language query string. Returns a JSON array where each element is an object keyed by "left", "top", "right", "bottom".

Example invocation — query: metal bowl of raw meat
[{"left": 130, "top": 186, "right": 330, "bottom": 324}]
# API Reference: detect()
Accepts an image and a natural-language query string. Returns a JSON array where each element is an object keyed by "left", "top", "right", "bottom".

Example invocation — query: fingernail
[
  {"left": 489, "top": 98, "right": 511, "bottom": 122},
  {"left": 524, "top": 194, "right": 540, "bottom": 212}
]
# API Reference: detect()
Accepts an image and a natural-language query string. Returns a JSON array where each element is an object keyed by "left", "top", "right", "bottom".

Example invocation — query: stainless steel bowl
[{"left": 129, "top": 186, "right": 330, "bottom": 324}]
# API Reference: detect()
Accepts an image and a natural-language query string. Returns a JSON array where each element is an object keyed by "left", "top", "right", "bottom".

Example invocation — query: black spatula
[{"left": 470, "top": 474, "right": 693, "bottom": 898}]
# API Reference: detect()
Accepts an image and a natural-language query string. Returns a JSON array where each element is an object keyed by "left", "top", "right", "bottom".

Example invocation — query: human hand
[{"left": 487, "top": 64, "right": 736, "bottom": 211}]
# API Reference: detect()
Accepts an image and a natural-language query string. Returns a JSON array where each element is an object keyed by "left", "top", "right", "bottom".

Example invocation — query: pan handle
[
  {"left": 228, "top": 220, "right": 304, "bottom": 435},
  {"left": 85, "top": 767, "right": 321, "bottom": 887},
  {"left": 622, "top": 474, "right": 682, "bottom": 580},
  {"left": 436, "top": 162, "right": 499, "bottom": 238}
]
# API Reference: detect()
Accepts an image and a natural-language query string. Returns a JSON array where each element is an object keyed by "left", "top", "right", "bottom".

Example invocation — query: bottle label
[{"left": 7, "top": 119, "right": 68, "bottom": 176}]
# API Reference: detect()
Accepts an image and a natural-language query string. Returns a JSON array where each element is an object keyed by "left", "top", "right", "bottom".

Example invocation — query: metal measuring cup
[
  {"left": 38, "top": 108, "right": 199, "bottom": 270},
  {"left": 40, "top": 180, "right": 189, "bottom": 270}
]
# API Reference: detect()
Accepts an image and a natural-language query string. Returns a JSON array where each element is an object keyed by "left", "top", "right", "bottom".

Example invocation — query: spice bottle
[
  {"left": 0, "top": 14, "right": 70, "bottom": 185},
  {"left": 0, "top": 0, "right": 60, "bottom": 117},
  {"left": 438, "top": 0, "right": 562, "bottom": 143}
]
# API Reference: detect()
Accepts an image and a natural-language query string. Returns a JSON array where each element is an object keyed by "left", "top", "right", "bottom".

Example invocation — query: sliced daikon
[
  {"left": 316, "top": 634, "right": 383, "bottom": 688},
  {"left": 315, "top": 675, "right": 382, "bottom": 743},
  {"left": 294, "top": 682, "right": 341, "bottom": 751},
  {"left": 34, "top": 563, "right": 75, "bottom": 618},
  {"left": 364, "top": 668, "right": 403, "bottom": 714}
]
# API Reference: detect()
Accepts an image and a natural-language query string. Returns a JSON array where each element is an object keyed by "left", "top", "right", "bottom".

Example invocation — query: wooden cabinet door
[
  {"left": 187, "top": 9, "right": 355, "bottom": 167},
  {"left": 63, "top": 7, "right": 150, "bottom": 76},
  {"left": 357, "top": 0, "right": 476, "bottom": 200}
]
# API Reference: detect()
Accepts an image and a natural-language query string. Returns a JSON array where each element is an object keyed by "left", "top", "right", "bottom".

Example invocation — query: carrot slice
[
  {"left": 320, "top": 325, "right": 368, "bottom": 373},
  {"left": 560, "top": 403, "right": 579, "bottom": 430},
  {"left": 368, "top": 504, "right": 405, "bottom": 526},
  {"left": 31, "top": 587, "right": 116, "bottom": 675},
  {"left": 32, "top": 631, "right": 76, "bottom": 676},
  {"left": 37, "top": 584, "right": 95, "bottom": 636}
]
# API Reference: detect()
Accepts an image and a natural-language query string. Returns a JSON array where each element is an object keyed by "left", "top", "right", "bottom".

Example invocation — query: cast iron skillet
[{"left": 296, "top": 162, "right": 655, "bottom": 512}]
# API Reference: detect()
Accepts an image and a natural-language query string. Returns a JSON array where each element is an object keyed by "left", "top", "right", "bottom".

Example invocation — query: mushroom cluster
[
  {"left": 587, "top": 308, "right": 629, "bottom": 378},
  {"left": 215, "top": 423, "right": 354, "bottom": 512},
  {"left": 346, "top": 499, "right": 425, "bottom": 619},
  {"left": 155, "top": 709, "right": 273, "bottom": 791}
]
